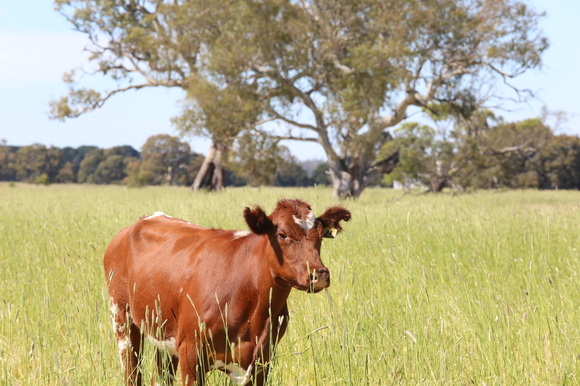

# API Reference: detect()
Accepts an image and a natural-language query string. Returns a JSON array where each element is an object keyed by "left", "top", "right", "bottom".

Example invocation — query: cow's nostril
[{"left": 318, "top": 268, "right": 329, "bottom": 276}]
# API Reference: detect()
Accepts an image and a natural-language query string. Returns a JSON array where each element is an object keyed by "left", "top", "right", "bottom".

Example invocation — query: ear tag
[{"left": 322, "top": 226, "right": 337, "bottom": 239}]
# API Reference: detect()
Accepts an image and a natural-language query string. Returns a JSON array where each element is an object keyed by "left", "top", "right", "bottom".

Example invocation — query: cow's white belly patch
[
  {"left": 147, "top": 336, "right": 179, "bottom": 357},
  {"left": 212, "top": 360, "right": 253, "bottom": 385}
]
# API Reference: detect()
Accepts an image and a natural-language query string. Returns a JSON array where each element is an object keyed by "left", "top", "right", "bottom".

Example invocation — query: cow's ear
[
  {"left": 317, "top": 206, "right": 351, "bottom": 238},
  {"left": 244, "top": 206, "right": 273, "bottom": 234}
]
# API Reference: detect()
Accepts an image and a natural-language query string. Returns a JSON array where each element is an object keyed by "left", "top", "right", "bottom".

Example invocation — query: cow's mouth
[{"left": 306, "top": 271, "right": 330, "bottom": 293}]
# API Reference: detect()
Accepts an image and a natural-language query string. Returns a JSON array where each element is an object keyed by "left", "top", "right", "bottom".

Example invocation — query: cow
[{"left": 104, "top": 199, "right": 351, "bottom": 386}]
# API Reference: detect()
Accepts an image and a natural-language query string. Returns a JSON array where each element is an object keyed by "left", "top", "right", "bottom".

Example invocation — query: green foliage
[
  {"left": 55, "top": 161, "right": 76, "bottom": 183},
  {"left": 272, "top": 158, "right": 312, "bottom": 187},
  {"left": 0, "top": 145, "right": 18, "bottom": 181},
  {"left": 0, "top": 135, "right": 317, "bottom": 188},
  {"left": 310, "top": 163, "right": 331, "bottom": 186},
  {"left": 60, "top": 146, "right": 98, "bottom": 173},
  {"left": 383, "top": 116, "right": 580, "bottom": 191},
  {"left": 541, "top": 135, "right": 580, "bottom": 189},
  {"left": 174, "top": 79, "right": 260, "bottom": 144},
  {"left": 381, "top": 123, "right": 437, "bottom": 189},
  {"left": 228, "top": 132, "right": 284, "bottom": 187},
  {"left": 34, "top": 173, "right": 50, "bottom": 185},
  {"left": 77, "top": 148, "right": 105, "bottom": 184},
  {"left": 131, "top": 134, "right": 193, "bottom": 186},
  {"left": 93, "top": 154, "right": 128, "bottom": 184},
  {"left": 11, "top": 144, "right": 62, "bottom": 183}
]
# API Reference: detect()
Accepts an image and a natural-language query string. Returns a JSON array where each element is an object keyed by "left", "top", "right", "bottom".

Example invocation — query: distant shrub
[{"left": 35, "top": 173, "right": 50, "bottom": 185}]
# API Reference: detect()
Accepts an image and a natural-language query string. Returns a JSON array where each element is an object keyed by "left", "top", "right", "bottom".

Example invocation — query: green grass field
[{"left": 1, "top": 184, "right": 580, "bottom": 385}]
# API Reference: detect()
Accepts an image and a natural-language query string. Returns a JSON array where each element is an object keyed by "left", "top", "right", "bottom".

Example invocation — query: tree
[
  {"left": 60, "top": 146, "right": 98, "bottom": 174},
  {"left": 272, "top": 151, "right": 313, "bottom": 187},
  {"left": 539, "top": 135, "right": 580, "bottom": 189},
  {"left": 12, "top": 144, "right": 62, "bottom": 183},
  {"left": 381, "top": 123, "right": 436, "bottom": 191},
  {"left": 140, "top": 135, "right": 191, "bottom": 185},
  {"left": 50, "top": 0, "right": 257, "bottom": 191},
  {"left": 77, "top": 148, "right": 105, "bottom": 184},
  {"left": 382, "top": 116, "right": 580, "bottom": 192},
  {"left": 223, "top": 0, "right": 547, "bottom": 197},
  {"left": 228, "top": 132, "right": 284, "bottom": 187},
  {"left": 93, "top": 154, "right": 128, "bottom": 184},
  {"left": 173, "top": 80, "right": 261, "bottom": 191},
  {"left": 0, "top": 144, "right": 17, "bottom": 181},
  {"left": 56, "top": 161, "right": 76, "bottom": 183},
  {"left": 311, "top": 163, "right": 331, "bottom": 186},
  {"left": 472, "top": 118, "right": 551, "bottom": 189}
]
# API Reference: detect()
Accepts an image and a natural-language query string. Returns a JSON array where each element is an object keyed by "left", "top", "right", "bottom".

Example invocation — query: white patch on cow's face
[
  {"left": 232, "top": 230, "right": 251, "bottom": 240},
  {"left": 147, "top": 336, "right": 179, "bottom": 357},
  {"left": 293, "top": 210, "right": 316, "bottom": 231},
  {"left": 212, "top": 361, "right": 253, "bottom": 385},
  {"left": 144, "top": 211, "right": 172, "bottom": 220}
]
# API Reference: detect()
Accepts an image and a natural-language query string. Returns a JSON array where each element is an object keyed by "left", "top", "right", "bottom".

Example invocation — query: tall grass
[{"left": 1, "top": 184, "right": 580, "bottom": 385}]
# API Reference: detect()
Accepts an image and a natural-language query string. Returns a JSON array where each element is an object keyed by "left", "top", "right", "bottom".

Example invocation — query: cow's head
[{"left": 244, "top": 199, "right": 351, "bottom": 293}]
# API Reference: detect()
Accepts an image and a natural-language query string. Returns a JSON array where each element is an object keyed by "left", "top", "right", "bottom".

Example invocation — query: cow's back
[{"left": 104, "top": 215, "right": 222, "bottom": 337}]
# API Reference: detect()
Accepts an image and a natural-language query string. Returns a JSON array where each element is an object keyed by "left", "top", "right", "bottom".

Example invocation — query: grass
[{"left": 1, "top": 184, "right": 580, "bottom": 385}]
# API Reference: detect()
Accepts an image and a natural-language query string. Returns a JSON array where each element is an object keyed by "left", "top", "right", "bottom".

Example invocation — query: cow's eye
[{"left": 278, "top": 233, "right": 287, "bottom": 240}]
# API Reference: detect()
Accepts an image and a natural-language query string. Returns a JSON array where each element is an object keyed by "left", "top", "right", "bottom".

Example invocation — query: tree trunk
[
  {"left": 166, "top": 166, "right": 173, "bottom": 186},
  {"left": 191, "top": 141, "right": 227, "bottom": 191},
  {"left": 328, "top": 152, "right": 399, "bottom": 199},
  {"left": 424, "top": 161, "right": 464, "bottom": 193}
]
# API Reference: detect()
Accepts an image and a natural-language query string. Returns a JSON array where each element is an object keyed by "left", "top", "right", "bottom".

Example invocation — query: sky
[{"left": 0, "top": 0, "right": 578, "bottom": 161}]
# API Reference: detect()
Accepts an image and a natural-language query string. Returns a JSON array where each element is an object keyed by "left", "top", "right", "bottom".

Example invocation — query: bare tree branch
[{"left": 264, "top": 105, "right": 319, "bottom": 132}]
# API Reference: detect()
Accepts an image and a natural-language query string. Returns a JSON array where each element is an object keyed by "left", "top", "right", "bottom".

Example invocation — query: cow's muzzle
[{"left": 307, "top": 267, "right": 330, "bottom": 293}]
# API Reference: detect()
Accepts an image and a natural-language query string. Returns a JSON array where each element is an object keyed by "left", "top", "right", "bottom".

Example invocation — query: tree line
[
  {"left": 4, "top": 113, "right": 580, "bottom": 191},
  {"left": 382, "top": 113, "right": 580, "bottom": 192},
  {"left": 0, "top": 135, "right": 331, "bottom": 187}
]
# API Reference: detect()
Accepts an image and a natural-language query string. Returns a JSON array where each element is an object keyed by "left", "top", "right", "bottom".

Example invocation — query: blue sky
[{"left": 0, "top": 0, "right": 578, "bottom": 160}]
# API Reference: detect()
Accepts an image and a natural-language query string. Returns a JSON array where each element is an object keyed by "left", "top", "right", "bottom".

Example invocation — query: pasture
[{"left": 1, "top": 184, "right": 580, "bottom": 385}]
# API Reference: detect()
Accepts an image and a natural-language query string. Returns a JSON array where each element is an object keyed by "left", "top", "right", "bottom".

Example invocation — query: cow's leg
[
  {"left": 152, "top": 350, "right": 179, "bottom": 386},
  {"left": 111, "top": 300, "right": 143, "bottom": 385},
  {"left": 178, "top": 346, "right": 208, "bottom": 386}
]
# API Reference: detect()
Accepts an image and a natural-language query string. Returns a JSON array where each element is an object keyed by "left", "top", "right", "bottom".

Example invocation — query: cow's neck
[{"left": 250, "top": 234, "right": 293, "bottom": 317}]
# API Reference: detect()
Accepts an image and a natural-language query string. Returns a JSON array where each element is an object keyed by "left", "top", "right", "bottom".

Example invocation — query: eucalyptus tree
[
  {"left": 230, "top": 0, "right": 548, "bottom": 197},
  {"left": 140, "top": 134, "right": 191, "bottom": 185},
  {"left": 50, "top": 0, "right": 251, "bottom": 190}
]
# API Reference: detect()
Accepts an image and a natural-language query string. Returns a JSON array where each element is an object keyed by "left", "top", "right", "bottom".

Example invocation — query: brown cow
[{"left": 104, "top": 199, "right": 350, "bottom": 385}]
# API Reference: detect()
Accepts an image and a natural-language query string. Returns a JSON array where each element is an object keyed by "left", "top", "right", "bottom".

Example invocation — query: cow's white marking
[
  {"left": 293, "top": 210, "right": 316, "bottom": 230},
  {"left": 145, "top": 211, "right": 172, "bottom": 220},
  {"left": 147, "top": 336, "right": 179, "bottom": 357},
  {"left": 118, "top": 336, "right": 130, "bottom": 352},
  {"left": 109, "top": 299, "right": 123, "bottom": 334},
  {"left": 232, "top": 230, "right": 251, "bottom": 240},
  {"left": 212, "top": 361, "right": 253, "bottom": 385}
]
